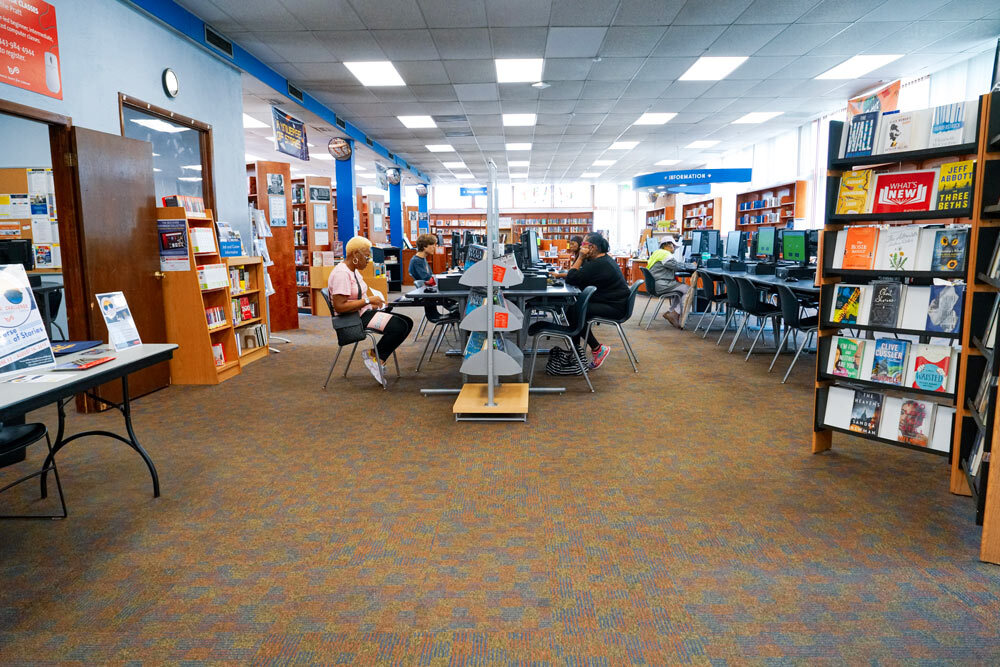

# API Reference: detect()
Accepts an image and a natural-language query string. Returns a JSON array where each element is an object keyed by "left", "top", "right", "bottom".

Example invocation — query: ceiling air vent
[
  {"left": 267, "top": 98, "right": 285, "bottom": 106},
  {"left": 365, "top": 136, "right": 374, "bottom": 147},
  {"left": 387, "top": 152, "right": 394, "bottom": 159},
  {"left": 445, "top": 130, "right": 474, "bottom": 137},
  {"left": 433, "top": 115, "right": 467, "bottom": 123},
  {"left": 335, "top": 117, "right": 347, "bottom": 130},
  {"left": 287, "top": 83, "right": 304, "bottom": 102},
  {"left": 313, "top": 126, "right": 332, "bottom": 133},
  {"left": 204, "top": 26, "right": 233, "bottom": 58}
]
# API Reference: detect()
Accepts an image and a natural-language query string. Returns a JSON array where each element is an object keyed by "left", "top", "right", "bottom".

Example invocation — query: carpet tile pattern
[{"left": 1, "top": 299, "right": 999, "bottom": 664}]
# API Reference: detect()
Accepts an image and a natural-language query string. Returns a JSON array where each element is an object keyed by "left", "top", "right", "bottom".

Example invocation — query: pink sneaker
[{"left": 590, "top": 345, "right": 610, "bottom": 369}]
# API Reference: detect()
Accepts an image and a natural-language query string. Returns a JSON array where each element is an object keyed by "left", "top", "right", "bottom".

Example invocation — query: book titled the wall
[
  {"left": 824, "top": 386, "right": 954, "bottom": 452},
  {"left": 843, "top": 111, "right": 880, "bottom": 158},
  {"left": 830, "top": 225, "right": 969, "bottom": 273}
]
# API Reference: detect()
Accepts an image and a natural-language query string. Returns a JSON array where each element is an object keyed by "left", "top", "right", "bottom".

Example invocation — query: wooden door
[{"left": 65, "top": 127, "right": 168, "bottom": 401}]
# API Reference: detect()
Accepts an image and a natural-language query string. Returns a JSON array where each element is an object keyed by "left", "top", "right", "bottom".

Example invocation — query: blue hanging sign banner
[
  {"left": 272, "top": 107, "right": 309, "bottom": 161},
  {"left": 460, "top": 186, "right": 487, "bottom": 196},
  {"left": 632, "top": 168, "right": 751, "bottom": 190}
]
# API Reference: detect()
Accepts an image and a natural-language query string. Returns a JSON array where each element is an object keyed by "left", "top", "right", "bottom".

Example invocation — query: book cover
[
  {"left": 935, "top": 160, "right": 974, "bottom": 211},
  {"left": 873, "top": 225, "right": 920, "bottom": 271},
  {"left": 212, "top": 343, "right": 225, "bottom": 367},
  {"left": 842, "top": 227, "right": 879, "bottom": 270},
  {"left": 879, "top": 110, "right": 924, "bottom": 154},
  {"left": 870, "top": 338, "right": 909, "bottom": 385},
  {"left": 897, "top": 398, "right": 936, "bottom": 447},
  {"left": 925, "top": 284, "right": 964, "bottom": 334},
  {"left": 929, "top": 102, "right": 967, "bottom": 148},
  {"left": 844, "top": 111, "right": 879, "bottom": 158},
  {"left": 835, "top": 169, "right": 874, "bottom": 215},
  {"left": 871, "top": 170, "right": 938, "bottom": 214},
  {"left": 832, "top": 285, "right": 863, "bottom": 324},
  {"left": 910, "top": 344, "right": 951, "bottom": 393},
  {"left": 868, "top": 282, "right": 902, "bottom": 327},
  {"left": 849, "top": 390, "right": 883, "bottom": 436},
  {"left": 53, "top": 356, "right": 116, "bottom": 371},
  {"left": 986, "top": 295, "right": 1000, "bottom": 350},
  {"left": 989, "top": 236, "right": 1000, "bottom": 279},
  {"left": 831, "top": 337, "right": 865, "bottom": 378},
  {"left": 930, "top": 228, "right": 967, "bottom": 272}
]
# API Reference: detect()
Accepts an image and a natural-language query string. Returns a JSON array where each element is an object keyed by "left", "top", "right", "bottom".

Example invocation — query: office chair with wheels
[
  {"left": 734, "top": 278, "right": 782, "bottom": 360},
  {"left": 717, "top": 274, "right": 746, "bottom": 347},
  {"left": 320, "top": 288, "right": 400, "bottom": 390},
  {"left": 527, "top": 286, "right": 597, "bottom": 392},
  {"left": 0, "top": 422, "right": 67, "bottom": 519},
  {"left": 769, "top": 285, "right": 819, "bottom": 383},
  {"left": 585, "top": 280, "right": 641, "bottom": 372}
]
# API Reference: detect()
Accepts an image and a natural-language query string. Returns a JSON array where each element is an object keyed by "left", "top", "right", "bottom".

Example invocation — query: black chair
[
  {"left": 320, "top": 288, "right": 400, "bottom": 390},
  {"left": 717, "top": 274, "right": 746, "bottom": 347},
  {"left": 585, "top": 280, "right": 641, "bottom": 372},
  {"left": 415, "top": 303, "right": 461, "bottom": 372},
  {"left": 0, "top": 423, "right": 67, "bottom": 519},
  {"left": 639, "top": 267, "right": 680, "bottom": 330},
  {"left": 733, "top": 278, "right": 782, "bottom": 360},
  {"left": 527, "top": 286, "right": 597, "bottom": 392},
  {"left": 692, "top": 273, "right": 727, "bottom": 337},
  {"left": 769, "top": 285, "right": 819, "bottom": 383}
]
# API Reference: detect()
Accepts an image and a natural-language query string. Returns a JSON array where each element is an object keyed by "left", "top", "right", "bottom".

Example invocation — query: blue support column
[
  {"left": 418, "top": 186, "right": 428, "bottom": 233},
  {"left": 388, "top": 181, "right": 403, "bottom": 247},
  {"left": 335, "top": 143, "right": 356, "bottom": 250}
]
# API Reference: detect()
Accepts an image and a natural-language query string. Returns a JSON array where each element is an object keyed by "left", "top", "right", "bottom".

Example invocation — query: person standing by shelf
[
  {"left": 564, "top": 232, "right": 630, "bottom": 369},
  {"left": 329, "top": 236, "right": 413, "bottom": 386}
]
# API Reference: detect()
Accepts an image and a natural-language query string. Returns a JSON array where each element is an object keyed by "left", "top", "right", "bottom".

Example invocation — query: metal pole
[{"left": 485, "top": 160, "right": 497, "bottom": 407}]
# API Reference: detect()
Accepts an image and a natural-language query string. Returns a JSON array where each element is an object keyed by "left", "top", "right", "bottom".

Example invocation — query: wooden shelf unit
[
  {"left": 160, "top": 207, "right": 240, "bottom": 385},
  {"left": 736, "top": 180, "right": 808, "bottom": 230},
  {"left": 430, "top": 213, "right": 487, "bottom": 242},
  {"left": 247, "top": 160, "right": 297, "bottom": 332},
  {"left": 680, "top": 197, "right": 722, "bottom": 239},
  {"left": 645, "top": 194, "right": 680, "bottom": 235},
  {"left": 813, "top": 93, "right": 1000, "bottom": 566},
  {"left": 508, "top": 212, "right": 593, "bottom": 241},
  {"left": 291, "top": 175, "right": 336, "bottom": 314},
  {"left": 227, "top": 256, "right": 270, "bottom": 367}
]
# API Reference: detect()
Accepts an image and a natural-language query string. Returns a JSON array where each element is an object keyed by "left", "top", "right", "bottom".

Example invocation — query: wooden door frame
[{"left": 117, "top": 93, "right": 217, "bottom": 214}]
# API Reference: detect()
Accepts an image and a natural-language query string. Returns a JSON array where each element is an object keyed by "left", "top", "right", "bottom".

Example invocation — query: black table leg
[{"left": 40, "top": 375, "right": 160, "bottom": 499}]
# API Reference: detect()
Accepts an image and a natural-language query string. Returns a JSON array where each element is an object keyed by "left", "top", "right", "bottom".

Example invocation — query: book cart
[{"left": 814, "top": 91, "right": 1000, "bottom": 564}]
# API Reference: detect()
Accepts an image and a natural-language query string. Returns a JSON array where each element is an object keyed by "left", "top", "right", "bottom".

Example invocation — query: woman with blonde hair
[{"left": 328, "top": 236, "right": 413, "bottom": 385}]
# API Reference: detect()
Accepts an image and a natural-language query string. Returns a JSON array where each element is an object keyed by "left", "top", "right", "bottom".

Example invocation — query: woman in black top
[{"left": 564, "top": 232, "right": 629, "bottom": 369}]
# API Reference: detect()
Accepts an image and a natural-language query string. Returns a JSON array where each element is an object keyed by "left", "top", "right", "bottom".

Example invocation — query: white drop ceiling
[{"left": 175, "top": 0, "right": 1000, "bottom": 185}]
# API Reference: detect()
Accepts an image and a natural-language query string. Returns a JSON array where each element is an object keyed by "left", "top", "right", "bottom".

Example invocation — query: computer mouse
[{"left": 44, "top": 52, "right": 60, "bottom": 94}]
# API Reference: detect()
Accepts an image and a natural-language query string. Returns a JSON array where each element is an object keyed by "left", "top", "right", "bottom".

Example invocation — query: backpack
[{"left": 545, "top": 343, "right": 589, "bottom": 376}]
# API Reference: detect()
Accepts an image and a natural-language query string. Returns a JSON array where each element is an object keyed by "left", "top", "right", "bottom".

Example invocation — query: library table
[{"left": 0, "top": 344, "right": 177, "bottom": 499}]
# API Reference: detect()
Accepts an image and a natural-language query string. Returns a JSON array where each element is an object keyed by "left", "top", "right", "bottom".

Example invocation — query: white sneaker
[{"left": 363, "top": 350, "right": 386, "bottom": 386}]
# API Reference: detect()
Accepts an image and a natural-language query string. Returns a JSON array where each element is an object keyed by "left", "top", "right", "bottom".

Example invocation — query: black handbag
[{"left": 332, "top": 271, "right": 368, "bottom": 345}]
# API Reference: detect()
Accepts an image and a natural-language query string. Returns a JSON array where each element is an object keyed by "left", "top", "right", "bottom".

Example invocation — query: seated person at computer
[
  {"left": 330, "top": 236, "right": 414, "bottom": 386},
  {"left": 564, "top": 232, "right": 629, "bottom": 369},
  {"left": 647, "top": 238, "right": 690, "bottom": 329},
  {"left": 552, "top": 235, "right": 583, "bottom": 278},
  {"left": 408, "top": 234, "right": 438, "bottom": 286}
]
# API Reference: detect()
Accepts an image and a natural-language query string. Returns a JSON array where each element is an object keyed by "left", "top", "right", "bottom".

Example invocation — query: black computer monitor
[
  {"left": 690, "top": 230, "right": 704, "bottom": 255},
  {"left": 704, "top": 230, "right": 720, "bottom": 256},
  {"left": 755, "top": 227, "right": 776, "bottom": 261},
  {"left": 781, "top": 230, "right": 807, "bottom": 265},
  {"left": 806, "top": 229, "right": 819, "bottom": 264},
  {"left": 527, "top": 229, "right": 540, "bottom": 264},
  {"left": 0, "top": 239, "right": 34, "bottom": 271},
  {"left": 451, "top": 232, "right": 462, "bottom": 268},
  {"left": 645, "top": 236, "right": 660, "bottom": 255},
  {"left": 724, "top": 231, "right": 745, "bottom": 259}
]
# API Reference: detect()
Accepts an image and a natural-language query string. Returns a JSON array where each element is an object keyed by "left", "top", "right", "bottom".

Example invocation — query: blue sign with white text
[
  {"left": 460, "top": 187, "right": 487, "bottom": 196},
  {"left": 632, "top": 168, "right": 752, "bottom": 191}
]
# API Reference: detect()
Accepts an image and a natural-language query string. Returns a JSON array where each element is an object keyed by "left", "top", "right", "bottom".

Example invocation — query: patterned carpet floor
[{"left": 1, "top": 297, "right": 999, "bottom": 664}]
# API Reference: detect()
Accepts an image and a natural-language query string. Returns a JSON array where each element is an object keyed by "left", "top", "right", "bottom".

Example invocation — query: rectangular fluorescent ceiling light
[
  {"left": 506, "top": 143, "right": 532, "bottom": 151},
  {"left": 508, "top": 160, "right": 530, "bottom": 167},
  {"left": 344, "top": 61, "right": 405, "bottom": 86},
  {"left": 655, "top": 159, "right": 680, "bottom": 166},
  {"left": 426, "top": 144, "right": 455, "bottom": 152},
  {"left": 495, "top": 58, "right": 544, "bottom": 83},
  {"left": 815, "top": 54, "right": 903, "bottom": 79},
  {"left": 181, "top": 164, "right": 202, "bottom": 171},
  {"left": 503, "top": 113, "right": 536, "bottom": 126},
  {"left": 242, "top": 113, "right": 269, "bottom": 129},
  {"left": 733, "top": 111, "right": 784, "bottom": 124},
  {"left": 581, "top": 172, "right": 600, "bottom": 178},
  {"left": 593, "top": 159, "right": 616, "bottom": 166},
  {"left": 686, "top": 140, "right": 720, "bottom": 149},
  {"left": 634, "top": 113, "right": 676, "bottom": 125},
  {"left": 610, "top": 141, "right": 638, "bottom": 150},
  {"left": 178, "top": 176, "right": 202, "bottom": 182},
  {"left": 129, "top": 118, "right": 189, "bottom": 133},
  {"left": 398, "top": 115, "right": 436, "bottom": 128},
  {"left": 679, "top": 56, "right": 748, "bottom": 81},
  {"left": 510, "top": 173, "right": 528, "bottom": 178},
  {"left": 443, "top": 161, "right": 465, "bottom": 168},
  {"left": 455, "top": 174, "right": 474, "bottom": 179}
]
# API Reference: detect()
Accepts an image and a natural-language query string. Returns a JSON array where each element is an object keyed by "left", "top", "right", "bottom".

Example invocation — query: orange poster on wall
[
  {"left": 0, "top": 0, "right": 61, "bottom": 100},
  {"left": 847, "top": 80, "right": 899, "bottom": 120}
]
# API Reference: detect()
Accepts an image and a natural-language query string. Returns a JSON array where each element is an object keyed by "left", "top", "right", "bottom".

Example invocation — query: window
[
  {"left": 554, "top": 183, "right": 591, "bottom": 208},
  {"left": 513, "top": 184, "right": 551, "bottom": 208}
]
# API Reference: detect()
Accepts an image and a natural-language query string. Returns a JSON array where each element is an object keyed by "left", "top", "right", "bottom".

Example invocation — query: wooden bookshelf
[
  {"left": 645, "top": 206, "right": 680, "bottom": 236},
  {"left": 227, "top": 256, "right": 270, "bottom": 367},
  {"left": 291, "top": 175, "right": 335, "bottom": 314},
  {"left": 247, "top": 160, "right": 297, "bottom": 331},
  {"left": 160, "top": 207, "right": 241, "bottom": 385},
  {"left": 681, "top": 197, "right": 722, "bottom": 240},
  {"left": 508, "top": 212, "right": 593, "bottom": 241},
  {"left": 736, "top": 180, "right": 808, "bottom": 230},
  {"left": 430, "top": 213, "right": 487, "bottom": 243}
]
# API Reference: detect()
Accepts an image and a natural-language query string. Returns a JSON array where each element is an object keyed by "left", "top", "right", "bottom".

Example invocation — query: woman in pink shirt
[{"left": 328, "top": 236, "right": 413, "bottom": 385}]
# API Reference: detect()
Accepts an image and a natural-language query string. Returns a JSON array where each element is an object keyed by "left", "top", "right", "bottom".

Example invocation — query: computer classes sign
[
  {"left": 271, "top": 107, "right": 309, "bottom": 161},
  {"left": 0, "top": 0, "right": 61, "bottom": 100},
  {"left": 460, "top": 186, "right": 487, "bottom": 196},
  {"left": 632, "top": 168, "right": 752, "bottom": 191}
]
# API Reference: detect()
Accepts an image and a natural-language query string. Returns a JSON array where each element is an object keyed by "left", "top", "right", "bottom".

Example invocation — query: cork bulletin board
[{"left": 0, "top": 167, "right": 60, "bottom": 270}]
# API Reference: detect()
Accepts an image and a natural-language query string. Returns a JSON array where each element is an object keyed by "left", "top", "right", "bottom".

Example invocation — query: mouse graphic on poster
[{"left": 44, "top": 51, "right": 60, "bottom": 94}]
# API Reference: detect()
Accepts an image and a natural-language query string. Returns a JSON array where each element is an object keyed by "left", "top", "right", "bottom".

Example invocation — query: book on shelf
[
  {"left": 871, "top": 170, "right": 938, "bottom": 214},
  {"left": 984, "top": 295, "right": 999, "bottom": 350},
  {"left": 868, "top": 282, "right": 903, "bottom": 327},
  {"left": 829, "top": 336, "right": 865, "bottom": 378},
  {"left": 197, "top": 264, "right": 228, "bottom": 290},
  {"left": 827, "top": 335, "right": 957, "bottom": 390},
  {"left": 935, "top": 160, "right": 975, "bottom": 211},
  {"left": 228, "top": 266, "right": 250, "bottom": 292},
  {"left": 973, "top": 370, "right": 993, "bottom": 423},
  {"left": 925, "top": 284, "right": 964, "bottom": 334},
  {"left": 930, "top": 227, "right": 968, "bottom": 272},
  {"left": 831, "top": 285, "right": 866, "bottom": 324},
  {"left": 835, "top": 162, "right": 975, "bottom": 216},
  {"left": 205, "top": 305, "right": 226, "bottom": 327},
  {"left": 830, "top": 224, "right": 969, "bottom": 273},
  {"left": 835, "top": 169, "right": 874, "bottom": 215},
  {"left": 231, "top": 296, "right": 258, "bottom": 324},
  {"left": 842, "top": 226, "right": 879, "bottom": 269},
  {"left": 828, "top": 282, "right": 964, "bottom": 334},
  {"left": 869, "top": 339, "right": 909, "bottom": 386},
  {"left": 844, "top": 111, "right": 880, "bottom": 158},
  {"left": 878, "top": 110, "right": 929, "bottom": 154},
  {"left": 212, "top": 343, "right": 225, "bottom": 367},
  {"left": 896, "top": 398, "right": 937, "bottom": 447},
  {"left": 235, "top": 322, "right": 268, "bottom": 356},
  {"left": 969, "top": 431, "right": 986, "bottom": 477},
  {"left": 987, "top": 236, "right": 1000, "bottom": 279},
  {"left": 910, "top": 343, "right": 954, "bottom": 393},
  {"left": 837, "top": 101, "right": 977, "bottom": 159},
  {"left": 162, "top": 194, "right": 205, "bottom": 214},
  {"left": 189, "top": 227, "right": 218, "bottom": 254},
  {"left": 824, "top": 386, "right": 954, "bottom": 452},
  {"left": 929, "top": 101, "right": 977, "bottom": 148},
  {"left": 872, "top": 225, "right": 920, "bottom": 272},
  {"left": 850, "top": 390, "right": 883, "bottom": 435}
]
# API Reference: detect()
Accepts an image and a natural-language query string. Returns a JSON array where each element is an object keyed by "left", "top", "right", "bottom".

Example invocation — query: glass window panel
[
  {"left": 121, "top": 105, "right": 204, "bottom": 201},
  {"left": 512, "top": 184, "right": 551, "bottom": 208},
  {"left": 554, "top": 183, "right": 591, "bottom": 207}
]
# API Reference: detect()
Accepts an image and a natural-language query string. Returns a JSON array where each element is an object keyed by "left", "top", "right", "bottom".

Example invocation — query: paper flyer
[
  {"left": 95, "top": 292, "right": 142, "bottom": 351},
  {"left": 157, "top": 218, "right": 190, "bottom": 271},
  {"left": 31, "top": 215, "right": 53, "bottom": 243},
  {"left": 268, "top": 195, "right": 287, "bottom": 226},
  {"left": 315, "top": 231, "right": 329, "bottom": 246},
  {"left": 313, "top": 204, "right": 328, "bottom": 229},
  {"left": 0, "top": 264, "right": 56, "bottom": 379}
]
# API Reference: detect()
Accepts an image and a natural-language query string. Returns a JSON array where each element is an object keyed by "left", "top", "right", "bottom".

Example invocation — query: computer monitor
[
  {"left": 704, "top": 230, "right": 720, "bottom": 256},
  {"left": 754, "top": 227, "right": 776, "bottom": 261},
  {"left": 451, "top": 232, "right": 462, "bottom": 268},
  {"left": 690, "top": 230, "right": 704, "bottom": 255},
  {"left": 645, "top": 236, "right": 660, "bottom": 255},
  {"left": 0, "top": 239, "right": 34, "bottom": 271},
  {"left": 527, "top": 229, "right": 540, "bottom": 264},
  {"left": 781, "top": 230, "right": 807, "bottom": 264},
  {"left": 724, "top": 231, "right": 745, "bottom": 259},
  {"left": 806, "top": 229, "right": 819, "bottom": 264}
]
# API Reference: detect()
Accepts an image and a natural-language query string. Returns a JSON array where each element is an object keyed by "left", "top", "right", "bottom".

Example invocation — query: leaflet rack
[{"left": 453, "top": 161, "right": 529, "bottom": 421}]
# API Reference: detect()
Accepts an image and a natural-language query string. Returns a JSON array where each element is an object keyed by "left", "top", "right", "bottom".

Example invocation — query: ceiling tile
[
  {"left": 351, "top": 0, "right": 427, "bottom": 29},
  {"left": 613, "top": 0, "right": 686, "bottom": 26},
  {"left": 866, "top": 20, "right": 970, "bottom": 52},
  {"left": 290, "top": 62, "right": 355, "bottom": 85},
  {"left": 754, "top": 23, "right": 849, "bottom": 56},
  {"left": 432, "top": 28, "right": 493, "bottom": 59},
  {"left": 372, "top": 30, "right": 440, "bottom": 60},
  {"left": 633, "top": 57, "right": 698, "bottom": 81},
  {"left": 574, "top": 99, "right": 616, "bottom": 113},
  {"left": 550, "top": 0, "right": 618, "bottom": 26},
  {"left": 917, "top": 18, "right": 1000, "bottom": 52},
  {"left": 444, "top": 59, "right": 496, "bottom": 83},
  {"left": 370, "top": 87, "right": 418, "bottom": 102},
  {"left": 673, "top": 0, "right": 755, "bottom": 24},
  {"left": 393, "top": 60, "right": 451, "bottom": 85},
  {"left": 498, "top": 83, "right": 541, "bottom": 100},
  {"left": 484, "top": 0, "right": 552, "bottom": 26},
  {"left": 651, "top": 25, "right": 727, "bottom": 56},
  {"left": 490, "top": 27, "right": 548, "bottom": 57},
  {"left": 702, "top": 79, "right": 761, "bottom": 98},
  {"left": 580, "top": 80, "right": 628, "bottom": 99},
  {"left": 621, "top": 79, "right": 670, "bottom": 98},
  {"left": 454, "top": 83, "right": 500, "bottom": 100},
  {"left": 660, "top": 81, "right": 716, "bottom": 98},
  {"left": 247, "top": 31, "right": 334, "bottom": 63},
  {"left": 724, "top": 56, "right": 797, "bottom": 79},
  {"left": 611, "top": 98, "right": 656, "bottom": 112},
  {"left": 705, "top": 24, "right": 786, "bottom": 56},
  {"left": 858, "top": 0, "right": 945, "bottom": 21},
  {"left": 276, "top": 0, "right": 366, "bottom": 30},
  {"left": 537, "top": 99, "right": 577, "bottom": 113},
  {"left": 422, "top": 102, "right": 467, "bottom": 114},
  {"left": 315, "top": 30, "right": 387, "bottom": 60},
  {"left": 204, "top": 0, "right": 304, "bottom": 30},
  {"left": 808, "top": 21, "right": 909, "bottom": 55},
  {"left": 539, "top": 81, "right": 586, "bottom": 100},
  {"left": 588, "top": 58, "right": 644, "bottom": 81},
  {"left": 416, "top": 0, "right": 488, "bottom": 27},
  {"left": 735, "top": 0, "right": 823, "bottom": 24},
  {"left": 771, "top": 55, "right": 851, "bottom": 78},
  {"left": 799, "top": 0, "right": 888, "bottom": 22},
  {"left": 741, "top": 78, "right": 809, "bottom": 97},
  {"left": 543, "top": 58, "right": 595, "bottom": 80},
  {"left": 599, "top": 27, "right": 668, "bottom": 57},
  {"left": 314, "top": 87, "right": 380, "bottom": 104},
  {"left": 461, "top": 100, "right": 502, "bottom": 113},
  {"left": 545, "top": 28, "right": 609, "bottom": 57},
  {"left": 410, "top": 84, "right": 459, "bottom": 101}
]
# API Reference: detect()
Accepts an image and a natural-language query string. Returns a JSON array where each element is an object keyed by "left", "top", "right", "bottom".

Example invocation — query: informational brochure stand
[{"left": 452, "top": 161, "right": 529, "bottom": 422}]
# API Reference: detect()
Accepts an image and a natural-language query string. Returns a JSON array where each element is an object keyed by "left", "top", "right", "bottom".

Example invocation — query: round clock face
[{"left": 162, "top": 69, "right": 179, "bottom": 98}]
